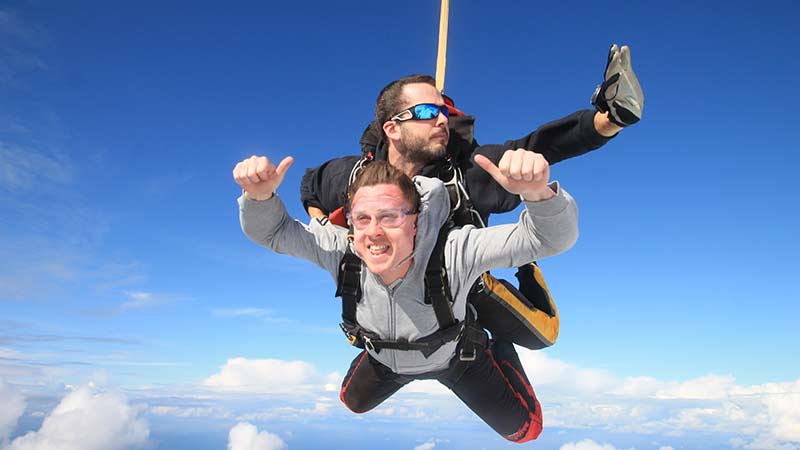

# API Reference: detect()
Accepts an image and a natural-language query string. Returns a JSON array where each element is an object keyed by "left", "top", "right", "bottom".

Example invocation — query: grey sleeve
[
  {"left": 238, "top": 194, "right": 347, "bottom": 278},
  {"left": 454, "top": 182, "right": 579, "bottom": 283}
]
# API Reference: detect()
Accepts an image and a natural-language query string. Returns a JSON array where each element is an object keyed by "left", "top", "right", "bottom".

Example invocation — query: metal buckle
[
  {"left": 363, "top": 336, "right": 375, "bottom": 352},
  {"left": 459, "top": 347, "right": 477, "bottom": 362}
]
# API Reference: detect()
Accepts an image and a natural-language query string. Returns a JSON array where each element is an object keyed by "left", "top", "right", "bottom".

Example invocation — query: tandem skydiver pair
[{"left": 234, "top": 44, "right": 644, "bottom": 442}]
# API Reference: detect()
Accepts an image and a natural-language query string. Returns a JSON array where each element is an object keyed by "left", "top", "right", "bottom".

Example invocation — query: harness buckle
[
  {"left": 339, "top": 323, "right": 358, "bottom": 346},
  {"left": 459, "top": 347, "right": 477, "bottom": 362},
  {"left": 363, "top": 336, "right": 375, "bottom": 352}
]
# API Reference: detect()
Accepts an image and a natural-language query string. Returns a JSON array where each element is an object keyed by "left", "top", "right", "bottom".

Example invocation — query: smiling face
[{"left": 350, "top": 183, "right": 418, "bottom": 285}]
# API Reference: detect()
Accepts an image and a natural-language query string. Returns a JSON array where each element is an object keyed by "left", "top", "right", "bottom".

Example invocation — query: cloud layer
[
  {"left": 0, "top": 378, "right": 26, "bottom": 443},
  {"left": 519, "top": 350, "right": 800, "bottom": 448},
  {"left": 204, "top": 358, "right": 333, "bottom": 394},
  {"left": 228, "top": 423, "right": 286, "bottom": 450},
  {"left": 3, "top": 385, "right": 149, "bottom": 450},
  {"left": 198, "top": 353, "right": 799, "bottom": 449},
  {"left": 559, "top": 439, "right": 624, "bottom": 450}
]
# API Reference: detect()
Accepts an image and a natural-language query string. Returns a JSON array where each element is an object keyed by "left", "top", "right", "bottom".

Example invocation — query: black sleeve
[
  {"left": 503, "top": 109, "right": 612, "bottom": 164},
  {"left": 299, "top": 156, "right": 361, "bottom": 214},
  {"left": 462, "top": 109, "right": 613, "bottom": 219},
  {"left": 461, "top": 145, "right": 522, "bottom": 219}
]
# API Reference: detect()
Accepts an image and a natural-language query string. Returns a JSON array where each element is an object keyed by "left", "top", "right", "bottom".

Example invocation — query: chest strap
[{"left": 340, "top": 320, "right": 464, "bottom": 358}]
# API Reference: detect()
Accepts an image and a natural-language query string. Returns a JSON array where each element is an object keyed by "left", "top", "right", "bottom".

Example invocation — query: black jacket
[{"left": 300, "top": 109, "right": 609, "bottom": 224}]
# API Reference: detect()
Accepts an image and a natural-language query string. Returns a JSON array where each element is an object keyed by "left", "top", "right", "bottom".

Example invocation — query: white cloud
[
  {"left": 228, "top": 422, "right": 287, "bottom": 450},
  {"left": 237, "top": 397, "right": 335, "bottom": 421},
  {"left": 758, "top": 381, "right": 800, "bottom": 442},
  {"left": 520, "top": 350, "right": 616, "bottom": 394},
  {"left": 0, "top": 378, "right": 26, "bottom": 443},
  {"left": 4, "top": 385, "right": 149, "bottom": 450},
  {"left": 323, "top": 371, "right": 341, "bottom": 392},
  {"left": 146, "top": 351, "right": 800, "bottom": 449},
  {"left": 118, "top": 291, "right": 181, "bottom": 313},
  {"left": 403, "top": 380, "right": 450, "bottom": 396},
  {"left": 203, "top": 358, "right": 318, "bottom": 393},
  {"left": 733, "top": 435, "right": 798, "bottom": 450},
  {"left": 148, "top": 405, "right": 230, "bottom": 418},
  {"left": 514, "top": 348, "right": 800, "bottom": 448},
  {"left": 653, "top": 375, "right": 738, "bottom": 400},
  {"left": 559, "top": 438, "right": 626, "bottom": 450},
  {"left": 213, "top": 308, "right": 273, "bottom": 318},
  {"left": 211, "top": 308, "right": 295, "bottom": 326},
  {"left": 413, "top": 441, "right": 435, "bottom": 450},
  {"left": 658, "top": 446, "right": 676, "bottom": 450}
]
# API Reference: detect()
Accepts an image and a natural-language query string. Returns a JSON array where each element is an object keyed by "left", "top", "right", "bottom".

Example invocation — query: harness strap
[
  {"left": 356, "top": 321, "right": 464, "bottom": 359},
  {"left": 335, "top": 249, "right": 362, "bottom": 326},
  {"left": 339, "top": 307, "right": 483, "bottom": 359},
  {"left": 439, "top": 162, "right": 484, "bottom": 228},
  {"left": 425, "top": 226, "right": 456, "bottom": 328}
]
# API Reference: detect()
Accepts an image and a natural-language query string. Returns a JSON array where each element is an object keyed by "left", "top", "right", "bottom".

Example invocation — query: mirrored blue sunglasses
[{"left": 390, "top": 103, "right": 450, "bottom": 122}]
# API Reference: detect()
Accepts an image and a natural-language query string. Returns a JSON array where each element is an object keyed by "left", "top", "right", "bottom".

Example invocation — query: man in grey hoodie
[{"left": 233, "top": 147, "right": 577, "bottom": 442}]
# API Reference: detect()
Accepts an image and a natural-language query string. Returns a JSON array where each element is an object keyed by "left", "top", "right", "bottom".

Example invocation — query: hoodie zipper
[{"left": 385, "top": 278, "right": 401, "bottom": 372}]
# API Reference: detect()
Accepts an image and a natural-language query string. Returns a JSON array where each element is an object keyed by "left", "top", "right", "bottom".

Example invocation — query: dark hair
[
  {"left": 375, "top": 74, "right": 436, "bottom": 129},
  {"left": 346, "top": 161, "right": 420, "bottom": 214}
]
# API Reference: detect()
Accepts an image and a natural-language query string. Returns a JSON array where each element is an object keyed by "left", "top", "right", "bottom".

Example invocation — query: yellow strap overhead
[{"left": 435, "top": 0, "right": 449, "bottom": 93}]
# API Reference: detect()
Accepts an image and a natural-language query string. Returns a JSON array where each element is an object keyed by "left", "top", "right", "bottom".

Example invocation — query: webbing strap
[
  {"left": 336, "top": 250, "right": 362, "bottom": 324},
  {"left": 425, "top": 226, "right": 455, "bottom": 329},
  {"left": 339, "top": 320, "right": 464, "bottom": 358}
]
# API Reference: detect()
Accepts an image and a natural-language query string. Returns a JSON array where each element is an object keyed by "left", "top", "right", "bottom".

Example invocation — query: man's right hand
[
  {"left": 591, "top": 44, "right": 644, "bottom": 127},
  {"left": 232, "top": 155, "right": 294, "bottom": 201},
  {"left": 474, "top": 149, "right": 554, "bottom": 202}
]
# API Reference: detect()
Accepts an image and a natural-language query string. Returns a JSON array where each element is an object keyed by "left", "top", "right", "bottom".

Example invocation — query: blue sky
[{"left": 1, "top": 1, "right": 799, "bottom": 450}]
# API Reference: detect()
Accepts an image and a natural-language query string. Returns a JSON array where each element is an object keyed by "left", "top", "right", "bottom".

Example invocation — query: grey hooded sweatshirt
[{"left": 238, "top": 176, "right": 577, "bottom": 375}]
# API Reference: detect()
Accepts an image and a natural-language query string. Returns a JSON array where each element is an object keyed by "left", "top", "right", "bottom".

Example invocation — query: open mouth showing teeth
[{"left": 368, "top": 244, "right": 389, "bottom": 255}]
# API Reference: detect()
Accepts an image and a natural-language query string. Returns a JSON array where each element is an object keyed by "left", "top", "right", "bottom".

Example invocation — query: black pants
[{"left": 339, "top": 341, "right": 542, "bottom": 443}]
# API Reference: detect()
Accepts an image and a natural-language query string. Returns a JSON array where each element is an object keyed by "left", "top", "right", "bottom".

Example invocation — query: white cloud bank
[
  {"left": 228, "top": 423, "right": 286, "bottom": 450},
  {"left": 412, "top": 441, "right": 436, "bottom": 450},
  {"left": 0, "top": 378, "right": 26, "bottom": 443},
  {"left": 204, "top": 358, "right": 338, "bottom": 394},
  {"left": 149, "top": 405, "right": 230, "bottom": 418},
  {"left": 3, "top": 384, "right": 149, "bottom": 450},
  {"left": 559, "top": 439, "right": 626, "bottom": 450},
  {"left": 237, "top": 399, "right": 334, "bottom": 422},
  {"left": 520, "top": 350, "right": 800, "bottom": 448},
  {"left": 203, "top": 353, "right": 799, "bottom": 449}
]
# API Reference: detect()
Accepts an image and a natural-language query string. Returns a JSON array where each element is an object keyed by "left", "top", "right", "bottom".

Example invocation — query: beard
[{"left": 396, "top": 127, "right": 449, "bottom": 166}]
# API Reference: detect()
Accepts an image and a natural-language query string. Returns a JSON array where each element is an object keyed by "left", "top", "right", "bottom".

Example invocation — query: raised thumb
[
  {"left": 473, "top": 154, "right": 503, "bottom": 182},
  {"left": 275, "top": 156, "right": 294, "bottom": 177}
]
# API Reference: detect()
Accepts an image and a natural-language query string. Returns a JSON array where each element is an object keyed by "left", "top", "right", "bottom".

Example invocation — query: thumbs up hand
[
  {"left": 474, "top": 149, "right": 554, "bottom": 201},
  {"left": 233, "top": 155, "right": 294, "bottom": 201}
]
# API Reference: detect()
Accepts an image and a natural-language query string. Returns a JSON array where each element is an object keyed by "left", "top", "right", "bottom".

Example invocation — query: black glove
[{"left": 591, "top": 44, "right": 644, "bottom": 127}]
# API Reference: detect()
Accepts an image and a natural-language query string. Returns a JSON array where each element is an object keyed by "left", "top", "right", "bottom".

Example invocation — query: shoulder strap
[
  {"left": 335, "top": 247, "right": 362, "bottom": 326},
  {"left": 424, "top": 225, "right": 456, "bottom": 329},
  {"left": 438, "top": 162, "right": 484, "bottom": 228}
]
